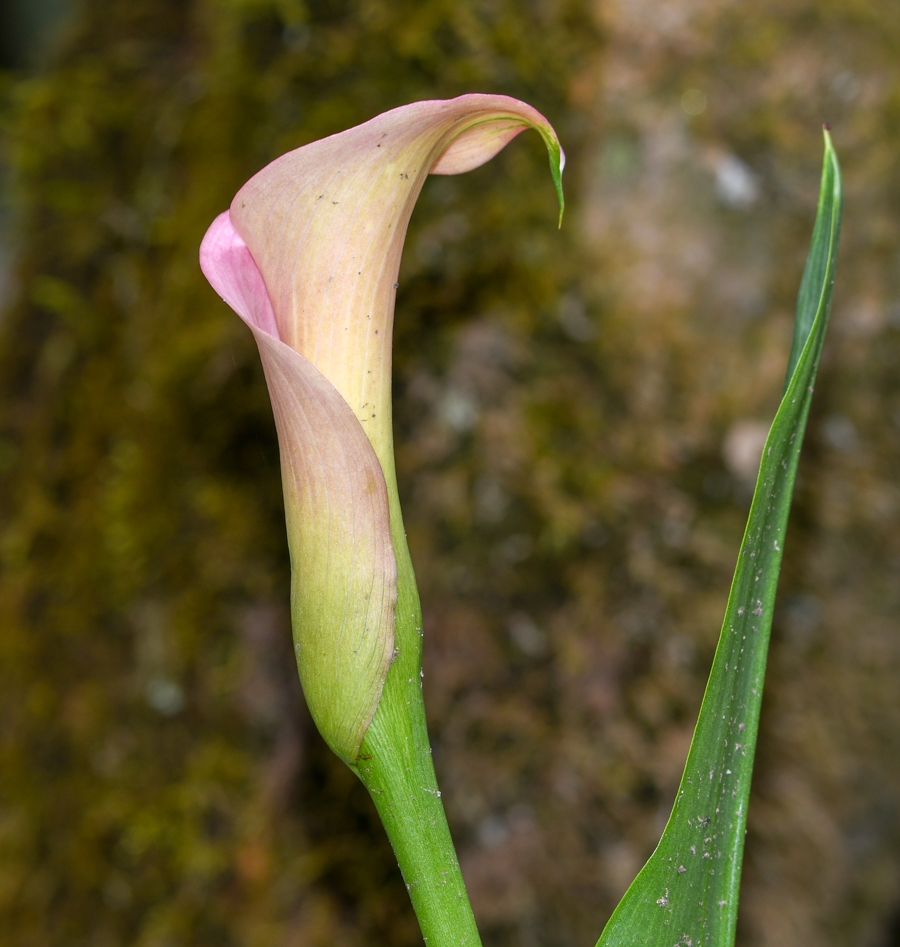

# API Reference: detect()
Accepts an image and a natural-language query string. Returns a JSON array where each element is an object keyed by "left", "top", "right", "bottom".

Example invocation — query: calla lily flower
[{"left": 200, "top": 94, "right": 564, "bottom": 765}]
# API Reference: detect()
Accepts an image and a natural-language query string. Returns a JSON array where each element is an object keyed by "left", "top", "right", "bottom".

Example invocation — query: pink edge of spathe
[{"left": 199, "top": 211, "right": 281, "bottom": 339}]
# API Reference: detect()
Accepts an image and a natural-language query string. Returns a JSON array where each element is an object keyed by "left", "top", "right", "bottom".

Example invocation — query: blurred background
[{"left": 1, "top": 1, "right": 899, "bottom": 945}]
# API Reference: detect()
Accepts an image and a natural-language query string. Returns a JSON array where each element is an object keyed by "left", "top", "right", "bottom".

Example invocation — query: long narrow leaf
[{"left": 596, "top": 130, "right": 842, "bottom": 947}]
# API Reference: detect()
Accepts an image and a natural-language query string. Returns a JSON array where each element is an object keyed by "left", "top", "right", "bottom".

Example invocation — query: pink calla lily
[{"left": 200, "top": 94, "right": 564, "bottom": 763}]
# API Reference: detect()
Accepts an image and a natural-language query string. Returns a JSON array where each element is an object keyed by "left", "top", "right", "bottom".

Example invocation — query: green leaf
[{"left": 596, "top": 130, "right": 842, "bottom": 947}]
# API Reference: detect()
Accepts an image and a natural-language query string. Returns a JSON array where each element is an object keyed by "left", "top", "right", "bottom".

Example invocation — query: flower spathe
[{"left": 200, "top": 95, "right": 564, "bottom": 763}]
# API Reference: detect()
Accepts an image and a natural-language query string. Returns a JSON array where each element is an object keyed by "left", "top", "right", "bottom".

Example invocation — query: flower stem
[
  {"left": 351, "top": 477, "right": 481, "bottom": 947},
  {"left": 354, "top": 682, "right": 481, "bottom": 946}
]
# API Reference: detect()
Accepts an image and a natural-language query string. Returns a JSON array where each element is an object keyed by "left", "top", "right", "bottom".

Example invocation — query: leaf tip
[
  {"left": 547, "top": 135, "right": 565, "bottom": 228},
  {"left": 821, "top": 124, "right": 838, "bottom": 166}
]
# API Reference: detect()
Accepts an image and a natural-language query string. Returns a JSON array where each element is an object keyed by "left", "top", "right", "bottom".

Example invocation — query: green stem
[
  {"left": 354, "top": 675, "right": 481, "bottom": 946},
  {"left": 350, "top": 470, "right": 482, "bottom": 947}
]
